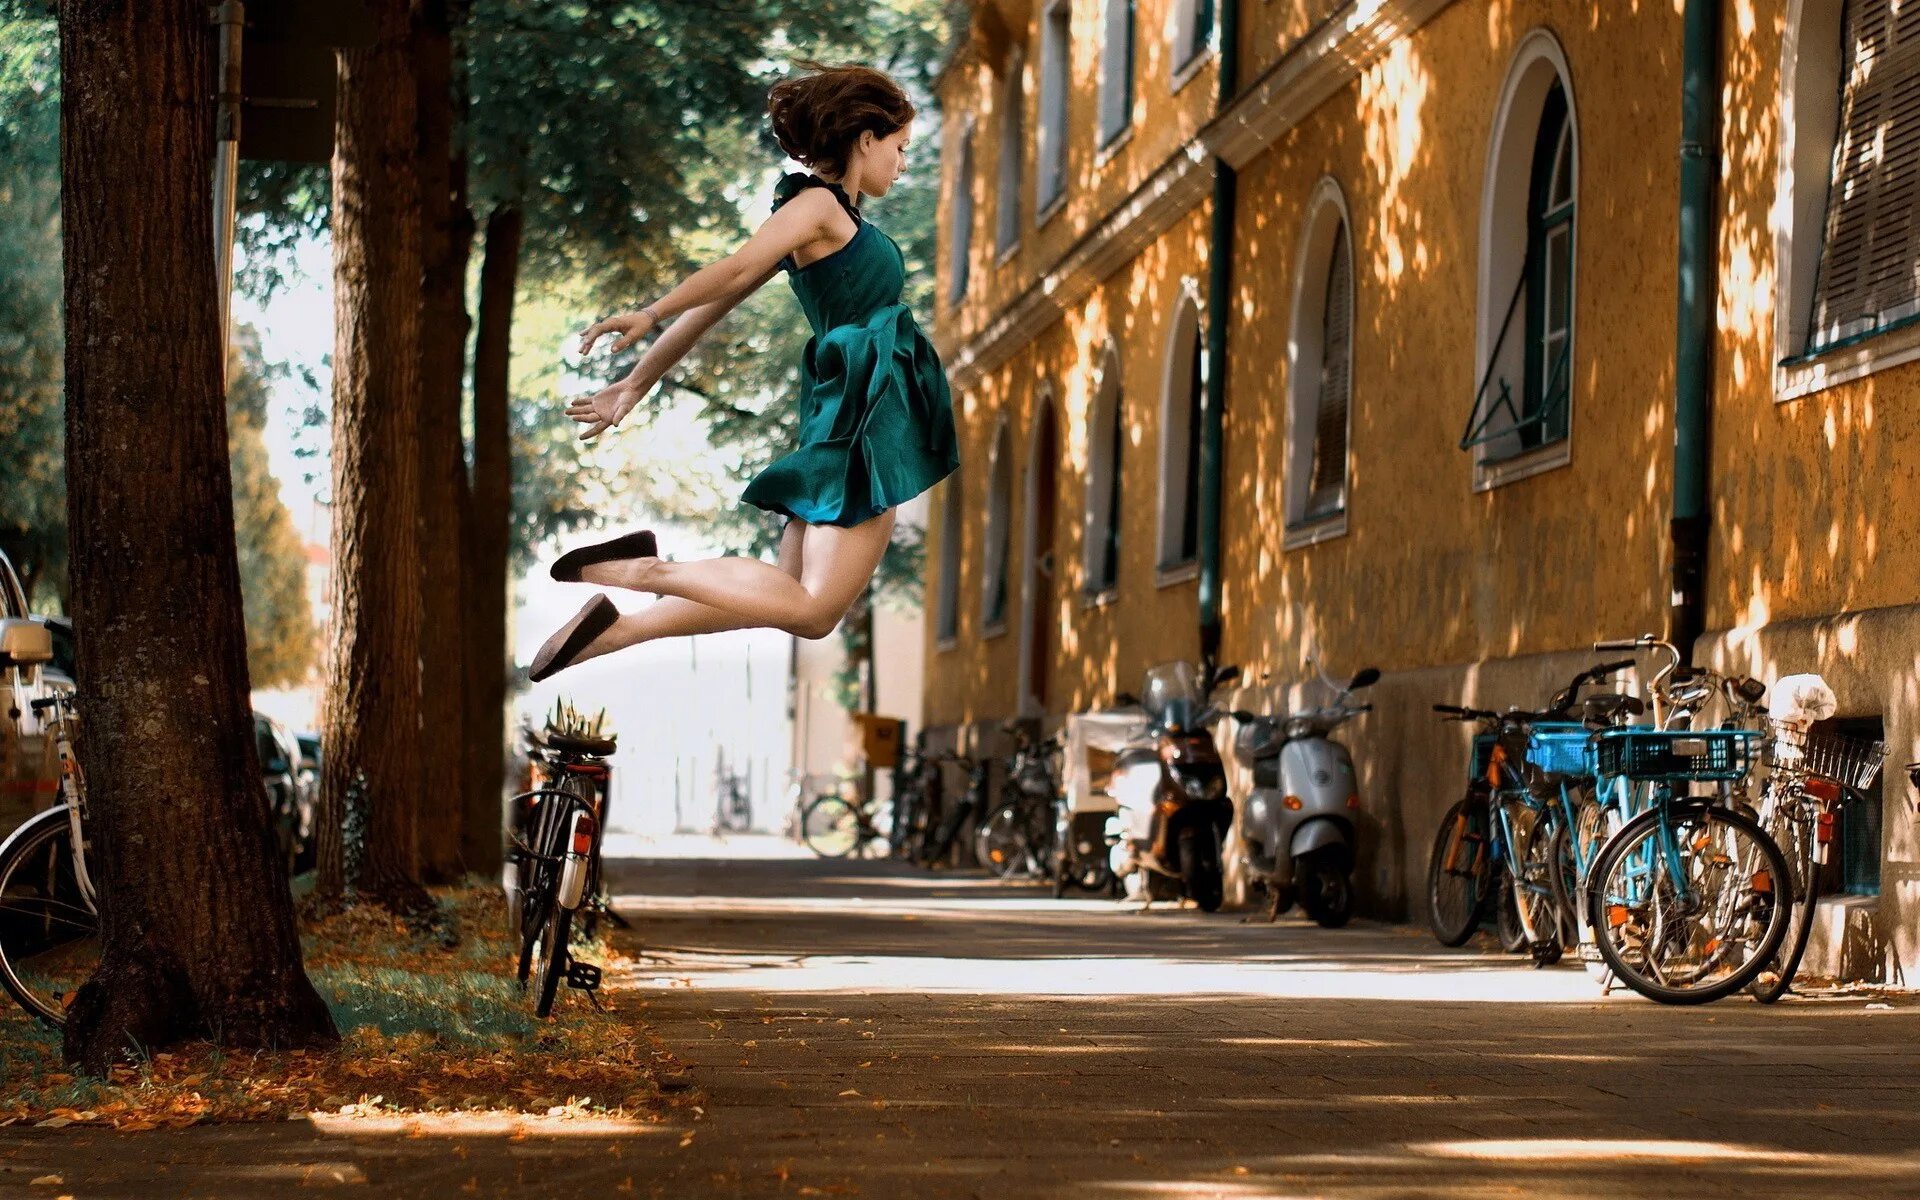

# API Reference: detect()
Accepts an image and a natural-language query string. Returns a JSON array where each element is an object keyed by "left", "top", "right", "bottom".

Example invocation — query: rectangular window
[
  {"left": 996, "top": 58, "right": 1024, "bottom": 255},
  {"left": 1179, "top": 340, "right": 1202, "bottom": 563},
  {"left": 1037, "top": 0, "right": 1072, "bottom": 212},
  {"left": 947, "top": 131, "right": 974, "bottom": 305},
  {"left": 1808, "top": 0, "right": 1920, "bottom": 353},
  {"left": 1305, "top": 228, "right": 1352, "bottom": 519},
  {"left": 1098, "top": 0, "right": 1134, "bottom": 148}
]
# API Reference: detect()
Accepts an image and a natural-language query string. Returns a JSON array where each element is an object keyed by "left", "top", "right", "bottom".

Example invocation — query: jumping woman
[{"left": 529, "top": 62, "right": 960, "bottom": 682}]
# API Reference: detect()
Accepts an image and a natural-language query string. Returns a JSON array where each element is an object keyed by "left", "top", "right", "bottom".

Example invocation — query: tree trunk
[
  {"left": 57, "top": 0, "right": 336, "bottom": 1072},
  {"left": 413, "top": 0, "right": 474, "bottom": 884},
  {"left": 318, "top": 0, "right": 430, "bottom": 910},
  {"left": 463, "top": 205, "right": 522, "bottom": 879}
]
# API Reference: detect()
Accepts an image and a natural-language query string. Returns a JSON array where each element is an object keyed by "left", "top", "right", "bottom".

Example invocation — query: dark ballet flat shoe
[
  {"left": 550, "top": 529, "right": 659, "bottom": 582},
  {"left": 529, "top": 594, "right": 619, "bottom": 682}
]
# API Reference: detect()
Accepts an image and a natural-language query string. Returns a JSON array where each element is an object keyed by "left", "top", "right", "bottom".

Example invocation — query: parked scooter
[
  {"left": 1228, "top": 662, "right": 1379, "bottom": 927},
  {"left": 1106, "top": 659, "right": 1241, "bottom": 911}
]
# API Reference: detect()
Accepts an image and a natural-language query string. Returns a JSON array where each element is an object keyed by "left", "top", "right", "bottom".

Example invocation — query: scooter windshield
[{"left": 1140, "top": 661, "right": 1203, "bottom": 726}]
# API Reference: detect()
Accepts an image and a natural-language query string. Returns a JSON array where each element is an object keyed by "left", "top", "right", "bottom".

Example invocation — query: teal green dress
[{"left": 740, "top": 171, "right": 961, "bottom": 528}]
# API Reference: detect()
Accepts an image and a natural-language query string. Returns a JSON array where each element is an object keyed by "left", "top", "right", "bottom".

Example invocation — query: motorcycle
[
  {"left": 1228, "top": 663, "right": 1379, "bottom": 927},
  {"left": 1106, "top": 659, "right": 1240, "bottom": 911}
]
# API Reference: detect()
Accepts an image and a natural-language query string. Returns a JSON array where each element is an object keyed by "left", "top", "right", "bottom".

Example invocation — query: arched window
[
  {"left": 947, "top": 124, "right": 975, "bottom": 306},
  {"left": 981, "top": 421, "right": 1014, "bottom": 632},
  {"left": 1775, "top": 0, "right": 1920, "bottom": 398},
  {"left": 1036, "top": 0, "right": 1072, "bottom": 215},
  {"left": 1098, "top": 0, "right": 1135, "bottom": 149},
  {"left": 935, "top": 472, "right": 964, "bottom": 643},
  {"left": 1285, "top": 179, "right": 1353, "bottom": 538},
  {"left": 996, "top": 49, "right": 1025, "bottom": 256},
  {"left": 1084, "top": 351, "right": 1124, "bottom": 596},
  {"left": 1157, "top": 288, "right": 1204, "bottom": 572},
  {"left": 1467, "top": 32, "right": 1578, "bottom": 485}
]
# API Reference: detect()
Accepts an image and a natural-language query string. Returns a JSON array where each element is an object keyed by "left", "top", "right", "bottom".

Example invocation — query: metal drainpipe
[
  {"left": 1198, "top": 0, "right": 1240, "bottom": 667},
  {"left": 1670, "top": 0, "right": 1719, "bottom": 666}
]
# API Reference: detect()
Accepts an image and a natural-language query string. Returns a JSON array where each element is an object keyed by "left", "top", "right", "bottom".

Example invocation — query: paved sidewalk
[{"left": 3, "top": 850, "right": 1919, "bottom": 1198}]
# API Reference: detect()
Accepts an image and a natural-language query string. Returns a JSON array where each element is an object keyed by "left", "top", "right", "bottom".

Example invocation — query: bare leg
[
  {"left": 582, "top": 508, "right": 895, "bottom": 640},
  {"left": 568, "top": 518, "right": 807, "bottom": 665}
]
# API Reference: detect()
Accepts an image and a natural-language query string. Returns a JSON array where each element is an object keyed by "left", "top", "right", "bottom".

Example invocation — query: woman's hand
[
  {"left": 566, "top": 376, "right": 646, "bottom": 440},
  {"left": 577, "top": 309, "right": 659, "bottom": 356}
]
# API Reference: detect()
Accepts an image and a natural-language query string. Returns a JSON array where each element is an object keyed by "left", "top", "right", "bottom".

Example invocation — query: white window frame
[
  {"left": 1036, "top": 0, "right": 1073, "bottom": 222},
  {"left": 1284, "top": 177, "right": 1354, "bottom": 549},
  {"left": 1097, "top": 0, "right": 1134, "bottom": 153},
  {"left": 1773, "top": 0, "right": 1920, "bottom": 401},
  {"left": 980, "top": 418, "right": 1015, "bottom": 637},
  {"left": 1155, "top": 282, "right": 1205, "bottom": 580},
  {"left": 1168, "top": 0, "right": 1215, "bottom": 93},
  {"left": 996, "top": 47, "right": 1026, "bottom": 262},
  {"left": 1082, "top": 343, "right": 1124, "bottom": 606},
  {"left": 1471, "top": 28, "right": 1578, "bottom": 493},
  {"left": 947, "top": 119, "right": 976, "bottom": 308}
]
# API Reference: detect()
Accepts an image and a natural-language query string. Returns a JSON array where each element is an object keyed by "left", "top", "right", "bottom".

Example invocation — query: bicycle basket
[
  {"left": 1764, "top": 719, "right": 1888, "bottom": 790},
  {"left": 1526, "top": 722, "right": 1594, "bottom": 777},
  {"left": 1592, "top": 728, "right": 1758, "bottom": 782}
]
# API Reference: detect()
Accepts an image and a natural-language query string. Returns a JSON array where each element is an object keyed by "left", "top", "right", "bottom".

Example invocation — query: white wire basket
[{"left": 1764, "top": 719, "right": 1888, "bottom": 791}]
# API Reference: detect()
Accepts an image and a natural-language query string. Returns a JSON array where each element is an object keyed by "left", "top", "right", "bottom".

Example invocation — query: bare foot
[{"left": 579, "top": 554, "right": 664, "bottom": 592}]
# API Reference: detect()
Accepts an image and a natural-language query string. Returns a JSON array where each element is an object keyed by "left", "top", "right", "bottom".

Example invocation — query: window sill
[
  {"left": 1035, "top": 191, "right": 1067, "bottom": 231},
  {"left": 1170, "top": 44, "right": 1215, "bottom": 95},
  {"left": 1776, "top": 318, "right": 1920, "bottom": 402},
  {"left": 1154, "top": 559, "right": 1199, "bottom": 588},
  {"left": 1095, "top": 123, "right": 1135, "bottom": 169},
  {"left": 1080, "top": 586, "right": 1119, "bottom": 611},
  {"left": 1283, "top": 510, "right": 1348, "bottom": 550},
  {"left": 935, "top": 635, "right": 958, "bottom": 653},
  {"left": 995, "top": 238, "right": 1020, "bottom": 268},
  {"left": 981, "top": 619, "right": 1008, "bottom": 641},
  {"left": 1472, "top": 438, "right": 1571, "bottom": 493}
]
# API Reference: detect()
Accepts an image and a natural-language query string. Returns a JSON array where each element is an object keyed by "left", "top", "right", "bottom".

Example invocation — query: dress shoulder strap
[{"left": 771, "top": 170, "right": 863, "bottom": 224}]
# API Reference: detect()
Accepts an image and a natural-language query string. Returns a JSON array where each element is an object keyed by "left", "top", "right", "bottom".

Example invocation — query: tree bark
[
  {"left": 56, "top": 0, "right": 335, "bottom": 1071},
  {"left": 413, "top": 0, "right": 474, "bottom": 884},
  {"left": 463, "top": 205, "right": 522, "bottom": 879},
  {"left": 318, "top": 0, "right": 430, "bottom": 910}
]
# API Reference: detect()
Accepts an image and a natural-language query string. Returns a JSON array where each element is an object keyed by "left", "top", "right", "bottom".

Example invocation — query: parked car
[
  {"left": 254, "top": 712, "right": 315, "bottom": 875},
  {"left": 0, "top": 550, "right": 62, "bottom": 837}
]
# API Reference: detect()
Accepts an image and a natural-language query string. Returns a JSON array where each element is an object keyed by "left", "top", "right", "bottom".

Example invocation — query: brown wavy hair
[{"left": 767, "top": 61, "right": 915, "bottom": 177}]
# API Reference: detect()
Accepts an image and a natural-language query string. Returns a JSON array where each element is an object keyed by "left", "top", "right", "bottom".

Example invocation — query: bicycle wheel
[
  {"left": 517, "top": 790, "right": 573, "bottom": 986},
  {"left": 1750, "top": 790, "right": 1819, "bottom": 1004},
  {"left": 801, "top": 795, "right": 861, "bottom": 858},
  {"left": 531, "top": 881, "right": 572, "bottom": 1018},
  {"left": 975, "top": 803, "right": 1027, "bottom": 878},
  {"left": 1427, "top": 792, "right": 1493, "bottom": 947},
  {"left": 1515, "top": 814, "right": 1565, "bottom": 965},
  {"left": 0, "top": 811, "right": 100, "bottom": 1027},
  {"left": 1588, "top": 799, "right": 1791, "bottom": 1005}
]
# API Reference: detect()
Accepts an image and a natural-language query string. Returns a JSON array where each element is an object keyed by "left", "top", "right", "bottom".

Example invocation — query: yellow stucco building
[{"left": 922, "top": 0, "right": 1920, "bottom": 980}]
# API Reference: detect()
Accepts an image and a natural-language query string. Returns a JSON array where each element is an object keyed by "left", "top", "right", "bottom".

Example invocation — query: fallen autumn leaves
[{"left": 0, "top": 887, "right": 689, "bottom": 1130}]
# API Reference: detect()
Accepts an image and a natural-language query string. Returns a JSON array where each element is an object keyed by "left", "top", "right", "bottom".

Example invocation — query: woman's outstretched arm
[
  {"left": 576, "top": 187, "right": 850, "bottom": 357},
  {"left": 567, "top": 263, "right": 779, "bottom": 439}
]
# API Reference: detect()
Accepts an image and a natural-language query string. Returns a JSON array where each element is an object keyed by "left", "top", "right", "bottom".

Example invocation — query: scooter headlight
[{"left": 1178, "top": 772, "right": 1226, "bottom": 800}]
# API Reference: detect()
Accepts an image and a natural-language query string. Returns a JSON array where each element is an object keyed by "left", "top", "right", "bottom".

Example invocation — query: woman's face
[{"left": 854, "top": 123, "right": 911, "bottom": 198}]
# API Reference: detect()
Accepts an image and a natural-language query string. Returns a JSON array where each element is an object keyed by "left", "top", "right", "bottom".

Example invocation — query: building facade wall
[{"left": 927, "top": 0, "right": 1920, "bottom": 980}]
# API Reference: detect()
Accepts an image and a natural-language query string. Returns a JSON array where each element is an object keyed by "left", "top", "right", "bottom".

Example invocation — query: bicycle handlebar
[{"left": 1592, "top": 639, "right": 1643, "bottom": 652}]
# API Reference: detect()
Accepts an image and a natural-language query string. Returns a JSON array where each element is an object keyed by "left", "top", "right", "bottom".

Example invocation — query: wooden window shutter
[
  {"left": 1809, "top": 0, "right": 1920, "bottom": 352},
  {"left": 1306, "top": 225, "right": 1352, "bottom": 517}
]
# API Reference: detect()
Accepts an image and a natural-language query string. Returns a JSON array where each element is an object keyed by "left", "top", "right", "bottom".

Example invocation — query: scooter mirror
[
  {"left": 1348, "top": 667, "right": 1381, "bottom": 691},
  {"left": 1229, "top": 709, "right": 1256, "bottom": 722},
  {"left": 1114, "top": 691, "right": 1139, "bottom": 708},
  {"left": 1210, "top": 664, "right": 1241, "bottom": 689}
]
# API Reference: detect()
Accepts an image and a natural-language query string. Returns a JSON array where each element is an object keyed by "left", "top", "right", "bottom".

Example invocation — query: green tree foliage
[
  {"left": 0, "top": 17, "right": 315, "bottom": 679},
  {"left": 227, "top": 328, "right": 317, "bottom": 690},
  {"left": 0, "top": 13, "right": 64, "bottom": 610}
]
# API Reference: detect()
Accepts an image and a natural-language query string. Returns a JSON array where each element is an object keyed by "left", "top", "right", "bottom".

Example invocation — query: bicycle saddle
[{"left": 542, "top": 728, "right": 617, "bottom": 757}]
